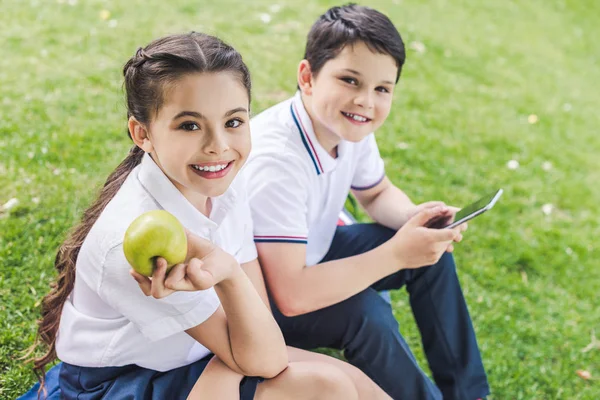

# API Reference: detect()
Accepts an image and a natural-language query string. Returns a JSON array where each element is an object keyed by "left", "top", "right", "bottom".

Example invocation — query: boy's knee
[{"left": 343, "top": 297, "right": 398, "bottom": 346}]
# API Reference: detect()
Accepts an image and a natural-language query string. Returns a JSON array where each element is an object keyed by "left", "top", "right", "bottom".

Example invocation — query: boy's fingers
[
  {"left": 419, "top": 201, "right": 447, "bottom": 210},
  {"left": 428, "top": 227, "right": 458, "bottom": 242},
  {"left": 408, "top": 207, "right": 443, "bottom": 227}
]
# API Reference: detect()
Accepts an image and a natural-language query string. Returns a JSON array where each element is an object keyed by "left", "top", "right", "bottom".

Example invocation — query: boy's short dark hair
[{"left": 304, "top": 4, "right": 405, "bottom": 83}]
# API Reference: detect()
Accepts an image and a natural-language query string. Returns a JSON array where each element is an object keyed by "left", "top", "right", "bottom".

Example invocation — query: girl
[{"left": 29, "top": 32, "right": 389, "bottom": 399}]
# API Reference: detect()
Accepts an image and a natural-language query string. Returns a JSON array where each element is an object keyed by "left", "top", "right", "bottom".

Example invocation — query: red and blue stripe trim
[
  {"left": 254, "top": 235, "right": 308, "bottom": 244},
  {"left": 291, "top": 103, "right": 324, "bottom": 175}
]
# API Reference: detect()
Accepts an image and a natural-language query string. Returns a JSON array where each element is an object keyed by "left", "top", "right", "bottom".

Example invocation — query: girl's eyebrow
[
  {"left": 172, "top": 107, "right": 247, "bottom": 121},
  {"left": 224, "top": 107, "right": 248, "bottom": 117},
  {"left": 173, "top": 111, "right": 205, "bottom": 120}
]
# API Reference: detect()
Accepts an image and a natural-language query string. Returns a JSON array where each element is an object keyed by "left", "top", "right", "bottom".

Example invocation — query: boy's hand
[
  {"left": 386, "top": 206, "right": 465, "bottom": 269},
  {"left": 409, "top": 201, "right": 467, "bottom": 241},
  {"left": 130, "top": 231, "right": 239, "bottom": 299}
]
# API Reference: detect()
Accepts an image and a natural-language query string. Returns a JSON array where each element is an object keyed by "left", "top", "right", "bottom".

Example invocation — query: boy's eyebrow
[{"left": 342, "top": 69, "right": 395, "bottom": 85}]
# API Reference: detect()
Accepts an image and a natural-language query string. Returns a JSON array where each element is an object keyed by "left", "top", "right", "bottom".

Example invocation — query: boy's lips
[
  {"left": 341, "top": 111, "right": 372, "bottom": 125},
  {"left": 189, "top": 161, "right": 234, "bottom": 179}
]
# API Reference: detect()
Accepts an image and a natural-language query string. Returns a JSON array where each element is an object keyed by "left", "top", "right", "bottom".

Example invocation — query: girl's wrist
[{"left": 215, "top": 262, "right": 244, "bottom": 289}]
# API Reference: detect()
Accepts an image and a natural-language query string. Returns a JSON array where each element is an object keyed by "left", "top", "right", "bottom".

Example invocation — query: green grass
[{"left": 1, "top": 0, "right": 599, "bottom": 398}]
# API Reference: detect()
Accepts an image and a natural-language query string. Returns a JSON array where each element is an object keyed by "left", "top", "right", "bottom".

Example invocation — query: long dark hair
[{"left": 26, "top": 32, "right": 251, "bottom": 396}]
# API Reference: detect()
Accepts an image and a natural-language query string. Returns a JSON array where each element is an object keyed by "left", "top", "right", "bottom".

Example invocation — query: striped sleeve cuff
[
  {"left": 350, "top": 172, "right": 385, "bottom": 191},
  {"left": 254, "top": 235, "right": 308, "bottom": 244}
]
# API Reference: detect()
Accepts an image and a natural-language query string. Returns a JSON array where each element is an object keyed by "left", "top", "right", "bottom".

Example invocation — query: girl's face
[{"left": 135, "top": 72, "right": 251, "bottom": 206}]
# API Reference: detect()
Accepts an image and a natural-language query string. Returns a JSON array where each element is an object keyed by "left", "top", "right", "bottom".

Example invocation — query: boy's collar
[
  {"left": 291, "top": 92, "right": 348, "bottom": 175},
  {"left": 136, "top": 153, "right": 237, "bottom": 236}
]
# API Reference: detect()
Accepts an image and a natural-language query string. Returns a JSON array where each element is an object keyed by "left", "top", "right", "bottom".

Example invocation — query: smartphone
[
  {"left": 427, "top": 189, "right": 503, "bottom": 229},
  {"left": 444, "top": 189, "right": 503, "bottom": 229}
]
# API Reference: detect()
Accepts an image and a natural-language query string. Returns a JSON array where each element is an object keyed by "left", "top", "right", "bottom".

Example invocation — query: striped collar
[{"left": 290, "top": 92, "right": 343, "bottom": 175}]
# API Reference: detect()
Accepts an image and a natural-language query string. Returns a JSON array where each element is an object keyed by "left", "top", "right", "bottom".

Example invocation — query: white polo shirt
[
  {"left": 56, "top": 153, "right": 257, "bottom": 371},
  {"left": 246, "top": 92, "right": 385, "bottom": 266}
]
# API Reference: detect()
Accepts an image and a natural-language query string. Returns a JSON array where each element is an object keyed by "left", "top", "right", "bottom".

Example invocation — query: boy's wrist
[{"left": 374, "top": 242, "right": 407, "bottom": 274}]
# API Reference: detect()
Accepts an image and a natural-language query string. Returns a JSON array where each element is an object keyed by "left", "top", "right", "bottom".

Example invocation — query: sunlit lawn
[{"left": 1, "top": 0, "right": 599, "bottom": 398}]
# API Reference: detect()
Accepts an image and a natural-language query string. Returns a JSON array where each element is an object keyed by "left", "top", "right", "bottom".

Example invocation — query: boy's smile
[
  {"left": 299, "top": 41, "right": 398, "bottom": 156},
  {"left": 340, "top": 111, "right": 372, "bottom": 125}
]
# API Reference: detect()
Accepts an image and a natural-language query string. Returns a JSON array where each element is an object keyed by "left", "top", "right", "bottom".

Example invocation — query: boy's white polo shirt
[
  {"left": 246, "top": 92, "right": 385, "bottom": 266},
  {"left": 56, "top": 153, "right": 257, "bottom": 371}
]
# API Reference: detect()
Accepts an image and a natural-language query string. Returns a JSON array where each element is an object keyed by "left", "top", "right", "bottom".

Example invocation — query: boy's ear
[
  {"left": 128, "top": 117, "right": 154, "bottom": 153},
  {"left": 297, "top": 60, "right": 314, "bottom": 96}
]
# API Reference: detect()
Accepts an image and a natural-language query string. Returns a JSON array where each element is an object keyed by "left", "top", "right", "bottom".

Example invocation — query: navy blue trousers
[{"left": 271, "top": 223, "right": 490, "bottom": 400}]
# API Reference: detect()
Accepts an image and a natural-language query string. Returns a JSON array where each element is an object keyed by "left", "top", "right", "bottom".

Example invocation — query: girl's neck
[
  {"left": 150, "top": 152, "right": 213, "bottom": 217},
  {"left": 300, "top": 92, "right": 340, "bottom": 158},
  {"left": 194, "top": 196, "right": 212, "bottom": 217},
  {"left": 181, "top": 189, "right": 212, "bottom": 217}
]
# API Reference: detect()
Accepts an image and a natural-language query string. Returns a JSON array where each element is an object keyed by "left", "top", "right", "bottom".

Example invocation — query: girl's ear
[
  {"left": 297, "top": 60, "right": 314, "bottom": 96},
  {"left": 128, "top": 117, "right": 153, "bottom": 153}
]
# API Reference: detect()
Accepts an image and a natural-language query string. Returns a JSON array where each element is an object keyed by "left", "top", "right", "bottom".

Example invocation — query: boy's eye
[
  {"left": 376, "top": 86, "right": 390, "bottom": 93},
  {"left": 179, "top": 122, "right": 200, "bottom": 131},
  {"left": 340, "top": 77, "right": 358, "bottom": 85},
  {"left": 225, "top": 118, "right": 244, "bottom": 128}
]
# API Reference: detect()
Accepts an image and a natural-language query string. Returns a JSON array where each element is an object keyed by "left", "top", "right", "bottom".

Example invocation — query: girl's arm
[
  {"left": 240, "top": 258, "right": 272, "bottom": 310},
  {"left": 184, "top": 260, "right": 288, "bottom": 378},
  {"left": 133, "top": 235, "right": 288, "bottom": 379}
]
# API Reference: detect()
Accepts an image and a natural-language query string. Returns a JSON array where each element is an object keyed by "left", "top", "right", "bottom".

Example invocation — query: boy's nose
[{"left": 353, "top": 91, "right": 374, "bottom": 109}]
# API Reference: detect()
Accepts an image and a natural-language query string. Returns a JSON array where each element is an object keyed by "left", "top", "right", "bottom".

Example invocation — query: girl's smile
[{"left": 190, "top": 160, "right": 234, "bottom": 179}]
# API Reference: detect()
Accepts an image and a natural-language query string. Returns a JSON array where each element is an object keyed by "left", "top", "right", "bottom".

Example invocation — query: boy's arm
[
  {"left": 351, "top": 176, "right": 417, "bottom": 230},
  {"left": 256, "top": 207, "right": 457, "bottom": 317},
  {"left": 256, "top": 240, "right": 403, "bottom": 317},
  {"left": 352, "top": 176, "right": 460, "bottom": 231}
]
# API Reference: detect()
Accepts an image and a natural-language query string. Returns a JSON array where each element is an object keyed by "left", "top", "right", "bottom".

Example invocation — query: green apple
[{"left": 123, "top": 210, "right": 188, "bottom": 277}]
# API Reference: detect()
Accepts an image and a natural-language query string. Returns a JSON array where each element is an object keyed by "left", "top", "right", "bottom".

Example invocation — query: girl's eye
[
  {"left": 340, "top": 77, "right": 358, "bottom": 86},
  {"left": 376, "top": 86, "right": 390, "bottom": 93},
  {"left": 180, "top": 122, "right": 200, "bottom": 131},
  {"left": 225, "top": 118, "right": 244, "bottom": 128}
]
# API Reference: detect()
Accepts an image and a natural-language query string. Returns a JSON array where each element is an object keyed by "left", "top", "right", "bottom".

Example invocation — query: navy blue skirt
[{"left": 59, "top": 354, "right": 262, "bottom": 400}]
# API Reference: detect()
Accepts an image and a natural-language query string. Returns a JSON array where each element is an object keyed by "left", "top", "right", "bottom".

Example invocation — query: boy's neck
[{"left": 300, "top": 92, "right": 340, "bottom": 158}]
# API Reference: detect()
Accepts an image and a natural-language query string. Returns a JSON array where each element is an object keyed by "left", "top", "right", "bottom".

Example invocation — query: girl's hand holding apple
[
  {"left": 130, "top": 231, "right": 240, "bottom": 299},
  {"left": 125, "top": 210, "right": 240, "bottom": 298}
]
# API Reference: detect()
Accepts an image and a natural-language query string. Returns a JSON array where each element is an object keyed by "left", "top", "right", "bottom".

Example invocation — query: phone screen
[{"left": 446, "top": 189, "right": 503, "bottom": 228}]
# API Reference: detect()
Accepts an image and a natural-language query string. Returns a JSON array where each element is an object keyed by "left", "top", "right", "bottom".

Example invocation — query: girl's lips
[{"left": 189, "top": 161, "right": 234, "bottom": 179}]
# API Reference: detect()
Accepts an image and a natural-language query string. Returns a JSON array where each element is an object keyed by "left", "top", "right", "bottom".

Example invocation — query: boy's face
[
  {"left": 136, "top": 72, "right": 251, "bottom": 204},
  {"left": 306, "top": 41, "right": 398, "bottom": 144}
]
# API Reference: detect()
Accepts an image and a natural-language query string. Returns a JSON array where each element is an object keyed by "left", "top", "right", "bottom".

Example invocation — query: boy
[{"left": 246, "top": 4, "right": 490, "bottom": 400}]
